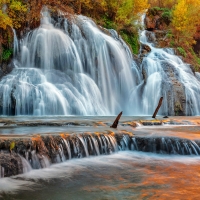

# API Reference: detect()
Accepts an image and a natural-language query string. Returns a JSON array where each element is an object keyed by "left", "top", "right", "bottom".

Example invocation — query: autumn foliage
[
  {"left": 0, "top": 0, "right": 149, "bottom": 31},
  {"left": 171, "top": 0, "right": 200, "bottom": 47},
  {"left": 148, "top": 0, "right": 200, "bottom": 70},
  {"left": 0, "top": 0, "right": 149, "bottom": 61},
  {"left": 1, "top": 0, "right": 200, "bottom": 69}
]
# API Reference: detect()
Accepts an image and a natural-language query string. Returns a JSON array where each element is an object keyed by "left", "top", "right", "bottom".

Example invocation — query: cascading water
[
  {"left": 2, "top": 130, "right": 200, "bottom": 178},
  {"left": 132, "top": 23, "right": 200, "bottom": 115},
  {"left": 0, "top": 8, "right": 200, "bottom": 115},
  {"left": 0, "top": 7, "right": 138, "bottom": 116}
]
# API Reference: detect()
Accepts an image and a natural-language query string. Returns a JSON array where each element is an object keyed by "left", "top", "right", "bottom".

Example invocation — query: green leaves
[
  {"left": 177, "top": 47, "right": 186, "bottom": 57},
  {"left": 2, "top": 48, "right": 13, "bottom": 61}
]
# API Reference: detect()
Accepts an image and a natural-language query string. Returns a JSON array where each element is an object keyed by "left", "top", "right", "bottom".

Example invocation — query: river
[{"left": 0, "top": 116, "right": 200, "bottom": 199}]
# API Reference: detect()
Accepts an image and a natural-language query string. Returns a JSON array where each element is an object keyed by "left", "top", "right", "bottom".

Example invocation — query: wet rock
[
  {"left": 145, "top": 15, "right": 157, "bottom": 30},
  {"left": 145, "top": 31, "right": 156, "bottom": 43},
  {"left": 0, "top": 60, "right": 15, "bottom": 80},
  {"left": 161, "top": 61, "right": 186, "bottom": 116},
  {"left": 140, "top": 43, "right": 151, "bottom": 57},
  {"left": 145, "top": 8, "right": 170, "bottom": 31},
  {"left": 140, "top": 120, "right": 162, "bottom": 126},
  {"left": 0, "top": 152, "right": 23, "bottom": 177}
]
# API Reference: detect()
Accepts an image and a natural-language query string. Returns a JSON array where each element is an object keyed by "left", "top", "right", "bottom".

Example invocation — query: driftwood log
[
  {"left": 110, "top": 111, "right": 123, "bottom": 128},
  {"left": 152, "top": 97, "right": 163, "bottom": 118}
]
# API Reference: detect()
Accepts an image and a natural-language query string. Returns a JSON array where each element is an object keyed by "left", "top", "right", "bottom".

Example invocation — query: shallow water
[
  {"left": 0, "top": 116, "right": 200, "bottom": 199},
  {"left": 0, "top": 116, "right": 199, "bottom": 139},
  {"left": 1, "top": 151, "right": 200, "bottom": 200}
]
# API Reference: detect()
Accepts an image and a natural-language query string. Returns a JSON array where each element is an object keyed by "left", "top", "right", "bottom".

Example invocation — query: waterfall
[
  {"left": 2, "top": 132, "right": 200, "bottom": 178},
  {"left": 0, "top": 8, "right": 200, "bottom": 115},
  {"left": 12, "top": 28, "right": 19, "bottom": 57},
  {"left": 135, "top": 28, "right": 200, "bottom": 115},
  {"left": 0, "top": 7, "right": 138, "bottom": 116}
]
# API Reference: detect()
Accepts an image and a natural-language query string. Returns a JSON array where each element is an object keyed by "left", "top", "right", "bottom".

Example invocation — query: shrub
[
  {"left": 177, "top": 47, "right": 186, "bottom": 57},
  {"left": 2, "top": 48, "right": 13, "bottom": 61}
]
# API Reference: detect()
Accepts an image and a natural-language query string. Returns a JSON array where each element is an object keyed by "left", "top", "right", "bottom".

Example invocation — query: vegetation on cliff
[
  {"left": 0, "top": 0, "right": 148, "bottom": 64},
  {"left": 1, "top": 0, "right": 200, "bottom": 71},
  {"left": 148, "top": 0, "right": 200, "bottom": 71}
]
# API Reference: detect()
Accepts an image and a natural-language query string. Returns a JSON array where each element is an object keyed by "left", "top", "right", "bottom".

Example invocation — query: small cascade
[
  {"left": 129, "top": 137, "right": 200, "bottom": 155},
  {"left": 132, "top": 138, "right": 139, "bottom": 150},
  {"left": 77, "top": 135, "right": 89, "bottom": 157},
  {"left": 12, "top": 28, "right": 19, "bottom": 57},
  {"left": 62, "top": 138, "right": 71, "bottom": 159},
  {"left": 31, "top": 150, "right": 42, "bottom": 169},
  {"left": 89, "top": 134, "right": 100, "bottom": 155},
  {"left": 19, "top": 155, "right": 32, "bottom": 173},
  {"left": 1, "top": 132, "right": 200, "bottom": 178},
  {"left": 29, "top": 150, "right": 50, "bottom": 169}
]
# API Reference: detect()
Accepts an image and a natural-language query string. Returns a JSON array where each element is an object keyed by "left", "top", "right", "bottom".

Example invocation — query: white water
[
  {"left": 0, "top": 7, "right": 138, "bottom": 115},
  {"left": 134, "top": 28, "right": 200, "bottom": 115},
  {"left": 1, "top": 151, "right": 200, "bottom": 198},
  {"left": 19, "top": 155, "right": 32, "bottom": 173},
  {"left": 0, "top": 8, "right": 200, "bottom": 115}
]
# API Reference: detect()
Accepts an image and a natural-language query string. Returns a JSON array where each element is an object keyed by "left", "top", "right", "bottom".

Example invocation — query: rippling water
[
  {"left": 0, "top": 116, "right": 200, "bottom": 199},
  {"left": 1, "top": 151, "right": 200, "bottom": 199}
]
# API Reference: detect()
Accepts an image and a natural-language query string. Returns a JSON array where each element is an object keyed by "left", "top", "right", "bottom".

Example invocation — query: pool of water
[
  {"left": 0, "top": 116, "right": 200, "bottom": 199},
  {"left": 1, "top": 151, "right": 200, "bottom": 199}
]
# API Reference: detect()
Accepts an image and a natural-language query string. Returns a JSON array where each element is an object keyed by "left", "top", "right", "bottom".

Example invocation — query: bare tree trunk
[
  {"left": 110, "top": 111, "right": 123, "bottom": 128},
  {"left": 152, "top": 97, "right": 163, "bottom": 118}
]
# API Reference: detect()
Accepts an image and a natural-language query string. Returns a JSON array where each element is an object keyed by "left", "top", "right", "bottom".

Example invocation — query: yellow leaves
[
  {"left": 115, "top": 0, "right": 134, "bottom": 24},
  {"left": 163, "top": 0, "right": 177, "bottom": 8},
  {"left": 9, "top": 141, "right": 15, "bottom": 150},
  {"left": 186, "top": 0, "right": 200, "bottom": 7},
  {"left": 8, "top": 1, "right": 27, "bottom": 29},
  {"left": 0, "top": 0, "right": 27, "bottom": 29},
  {"left": 171, "top": 0, "right": 200, "bottom": 46},
  {"left": 0, "top": 10, "right": 12, "bottom": 29},
  {"left": 102, "top": 0, "right": 149, "bottom": 25},
  {"left": 9, "top": 1, "right": 27, "bottom": 12},
  {"left": 133, "top": 0, "right": 149, "bottom": 15}
]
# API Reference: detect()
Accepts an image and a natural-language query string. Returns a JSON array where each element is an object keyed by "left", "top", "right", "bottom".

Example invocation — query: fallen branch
[
  {"left": 110, "top": 111, "right": 123, "bottom": 128},
  {"left": 152, "top": 97, "right": 163, "bottom": 118}
]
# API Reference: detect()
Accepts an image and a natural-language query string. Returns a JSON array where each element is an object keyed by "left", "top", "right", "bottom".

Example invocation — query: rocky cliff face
[{"left": 139, "top": 29, "right": 199, "bottom": 116}]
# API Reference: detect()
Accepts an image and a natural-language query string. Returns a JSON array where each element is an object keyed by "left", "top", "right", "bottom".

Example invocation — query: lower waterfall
[{"left": 1, "top": 130, "right": 200, "bottom": 178}]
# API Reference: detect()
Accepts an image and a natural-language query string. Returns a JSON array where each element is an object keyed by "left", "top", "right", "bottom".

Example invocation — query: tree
[
  {"left": 171, "top": 0, "right": 200, "bottom": 46},
  {"left": 0, "top": 0, "right": 12, "bottom": 29},
  {"left": 8, "top": 0, "right": 27, "bottom": 29},
  {"left": 0, "top": 10, "right": 12, "bottom": 30}
]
